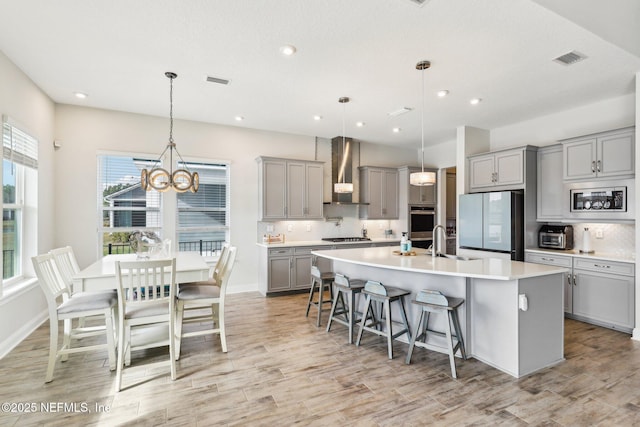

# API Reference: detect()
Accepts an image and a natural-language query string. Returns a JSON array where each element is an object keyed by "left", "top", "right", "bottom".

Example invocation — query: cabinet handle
[
  {"left": 541, "top": 257, "right": 554, "bottom": 262},
  {"left": 591, "top": 161, "right": 596, "bottom": 173},
  {"left": 573, "top": 274, "right": 577, "bottom": 286},
  {"left": 290, "top": 258, "right": 293, "bottom": 269},
  {"left": 567, "top": 274, "right": 572, "bottom": 285},
  {"left": 596, "top": 160, "right": 601, "bottom": 172},
  {"left": 594, "top": 264, "right": 611, "bottom": 269}
]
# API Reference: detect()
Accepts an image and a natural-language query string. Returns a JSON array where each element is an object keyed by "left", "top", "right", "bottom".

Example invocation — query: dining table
[{"left": 72, "top": 251, "right": 210, "bottom": 292}]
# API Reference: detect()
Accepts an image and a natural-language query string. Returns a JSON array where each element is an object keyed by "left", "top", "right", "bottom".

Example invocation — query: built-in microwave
[{"left": 565, "top": 179, "right": 634, "bottom": 221}]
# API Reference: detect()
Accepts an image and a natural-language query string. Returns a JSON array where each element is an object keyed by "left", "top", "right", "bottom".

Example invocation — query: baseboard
[
  {"left": 633, "top": 328, "right": 640, "bottom": 341},
  {"left": 226, "top": 282, "right": 258, "bottom": 294},
  {"left": 0, "top": 310, "right": 48, "bottom": 359}
]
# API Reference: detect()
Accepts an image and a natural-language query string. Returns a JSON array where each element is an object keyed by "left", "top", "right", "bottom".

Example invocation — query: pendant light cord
[
  {"left": 420, "top": 65, "right": 425, "bottom": 173},
  {"left": 342, "top": 101, "right": 346, "bottom": 184}
]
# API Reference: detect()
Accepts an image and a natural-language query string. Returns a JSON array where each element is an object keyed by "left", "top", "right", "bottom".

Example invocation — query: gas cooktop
[{"left": 321, "top": 237, "right": 372, "bottom": 242}]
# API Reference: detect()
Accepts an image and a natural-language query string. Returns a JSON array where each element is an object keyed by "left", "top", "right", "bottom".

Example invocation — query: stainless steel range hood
[{"left": 326, "top": 136, "right": 368, "bottom": 205}]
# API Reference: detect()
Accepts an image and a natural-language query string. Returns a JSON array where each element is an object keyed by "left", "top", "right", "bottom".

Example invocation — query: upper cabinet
[
  {"left": 257, "top": 157, "right": 324, "bottom": 221},
  {"left": 468, "top": 146, "right": 536, "bottom": 192},
  {"left": 536, "top": 145, "right": 564, "bottom": 221},
  {"left": 359, "top": 166, "right": 399, "bottom": 219},
  {"left": 400, "top": 166, "right": 437, "bottom": 205},
  {"left": 562, "top": 127, "right": 635, "bottom": 181}
]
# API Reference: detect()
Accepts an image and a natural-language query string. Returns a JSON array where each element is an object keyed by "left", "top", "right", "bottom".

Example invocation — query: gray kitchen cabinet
[
  {"left": 536, "top": 145, "right": 564, "bottom": 221},
  {"left": 359, "top": 166, "right": 399, "bottom": 219},
  {"left": 468, "top": 147, "right": 535, "bottom": 192},
  {"left": 525, "top": 252, "right": 573, "bottom": 314},
  {"left": 266, "top": 248, "right": 294, "bottom": 292},
  {"left": 257, "top": 156, "right": 324, "bottom": 221},
  {"left": 399, "top": 166, "right": 437, "bottom": 205},
  {"left": 572, "top": 258, "right": 635, "bottom": 332},
  {"left": 446, "top": 172, "right": 456, "bottom": 219},
  {"left": 259, "top": 245, "right": 332, "bottom": 295},
  {"left": 562, "top": 127, "right": 634, "bottom": 181}
]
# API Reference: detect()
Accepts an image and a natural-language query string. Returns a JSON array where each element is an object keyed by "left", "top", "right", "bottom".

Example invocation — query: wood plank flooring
[{"left": 2, "top": 291, "right": 640, "bottom": 426}]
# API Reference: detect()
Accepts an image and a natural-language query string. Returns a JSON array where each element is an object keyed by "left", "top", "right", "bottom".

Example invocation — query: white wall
[
  {"left": 0, "top": 51, "right": 55, "bottom": 356},
  {"left": 53, "top": 105, "right": 419, "bottom": 292}
]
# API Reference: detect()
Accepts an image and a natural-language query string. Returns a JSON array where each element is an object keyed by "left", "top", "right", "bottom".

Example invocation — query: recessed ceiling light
[
  {"left": 437, "top": 90, "right": 449, "bottom": 98},
  {"left": 74, "top": 92, "right": 88, "bottom": 99},
  {"left": 279, "top": 45, "right": 297, "bottom": 56},
  {"left": 470, "top": 98, "right": 482, "bottom": 105},
  {"left": 392, "top": 127, "right": 401, "bottom": 133},
  {"left": 313, "top": 115, "right": 322, "bottom": 121},
  {"left": 356, "top": 121, "right": 365, "bottom": 127},
  {"left": 235, "top": 116, "right": 244, "bottom": 121}
]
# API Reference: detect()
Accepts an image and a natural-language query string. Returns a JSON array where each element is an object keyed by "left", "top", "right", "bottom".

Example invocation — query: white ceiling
[{"left": 0, "top": 0, "right": 638, "bottom": 149}]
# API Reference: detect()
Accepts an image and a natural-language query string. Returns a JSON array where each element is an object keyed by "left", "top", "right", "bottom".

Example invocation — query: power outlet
[
  {"left": 306, "top": 224, "right": 312, "bottom": 232},
  {"left": 266, "top": 224, "right": 274, "bottom": 232},
  {"left": 595, "top": 229, "right": 604, "bottom": 239},
  {"left": 287, "top": 224, "right": 293, "bottom": 232}
]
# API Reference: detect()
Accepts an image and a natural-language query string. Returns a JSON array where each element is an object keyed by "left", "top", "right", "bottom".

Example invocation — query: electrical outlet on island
[{"left": 595, "top": 229, "right": 604, "bottom": 239}]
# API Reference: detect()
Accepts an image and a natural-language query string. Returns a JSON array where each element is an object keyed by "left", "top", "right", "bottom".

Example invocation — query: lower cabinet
[
  {"left": 525, "top": 251, "right": 635, "bottom": 332},
  {"left": 258, "top": 241, "right": 401, "bottom": 296},
  {"left": 572, "top": 258, "right": 634, "bottom": 332}
]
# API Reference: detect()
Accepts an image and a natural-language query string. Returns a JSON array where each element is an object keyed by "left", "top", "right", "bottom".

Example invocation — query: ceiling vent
[
  {"left": 387, "top": 107, "right": 413, "bottom": 117},
  {"left": 553, "top": 51, "right": 587, "bottom": 66},
  {"left": 405, "top": 0, "right": 430, "bottom": 6},
  {"left": 206, "top": 76, "right": 231, "bottom": 85}
]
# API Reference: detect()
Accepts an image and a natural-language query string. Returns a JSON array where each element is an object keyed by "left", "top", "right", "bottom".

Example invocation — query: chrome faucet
[{"left": 431, "top": 224, "right": 447, "bottom": 258}]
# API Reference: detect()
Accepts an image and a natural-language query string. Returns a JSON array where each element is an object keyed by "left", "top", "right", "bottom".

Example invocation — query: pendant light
[
  {"left": 141, "top": 72, "right": 199, "bottom": 193},
  {"left": 410, "top": 60, "right": 436, "bottom": 186},
  {"left": 334, "top": 96, "right": 353, "bottom": 193}
]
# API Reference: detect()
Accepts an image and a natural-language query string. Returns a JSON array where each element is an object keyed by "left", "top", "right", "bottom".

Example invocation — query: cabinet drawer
[
  {"left": 268, "top": 248, "right": 293, "bottom": 257},
  {"left": 573, "top": 258, "right": 634, "bottom": 276},
  {"left": 525, "top": 252, "right": 572, "bottom": 268},
  {"left": 294, "top": 246, "right": 328, "bottom": 255}
]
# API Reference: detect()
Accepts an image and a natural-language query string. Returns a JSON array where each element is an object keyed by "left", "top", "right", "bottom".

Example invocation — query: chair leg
[
  {"left": 406, "top": 310, "right": 424, "bottom": 365},
  {"left": 451, "top": 309, "right": 467, "bottom": 360},
  {"left": 384, "top": 300, "right": 393, "bottom": 359},
  {"left": 347, "top": 290, "right": 355, "bottom": 344},
  {"left": 61, "top": 318, "right": 71, "bottom": 362},
  {"left": 169, "top": 310, "right": 176, "bottom": 381},
  {"left": 355, "top": 296, "right": 372, "bottom": 347},
  {"left": 316, "top": 281, "right": 325, "bottom": 327},
  {"left": 305, "top": 279, "right": 317, "bottom": 317},
  {"left": 115, "top": 315, "right": 125, "bottom": 392},
  {"left": 444, "top": 312, "right": 457, "bottom": 379},
  {"left": 45, "top": 318, "right": 59, "bottom": 383},
  {"left": 175, "top": 301, "right": 184, "bottom": 360},
  {"left": 326, "top": 288, "right": 341, "bottom": 333},
  {"left": 125, "top": 326, "right": 132, "bottom": 366},
  {"left": 218, "top": 302, "right": 227, "bottom": 353},
  {"left": 398, "top": 297, "right": 412, "bottom": 343},
  {"left": 104, "top": 310, "right": 117, "bottom": 371}
]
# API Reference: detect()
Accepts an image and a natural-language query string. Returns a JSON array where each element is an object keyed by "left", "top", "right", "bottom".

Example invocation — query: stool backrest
[
  {"left": 416, "top": 289, "right": 448, "bottom": 306},
  {"left": 334, "top": 273, "right": 349, "bottom": 287},
  {"left": 310, "top": 265, "right": 321, "bottom": 279},
  {"left": 364, "top": 280, "right": 387, "bottom": 296}
]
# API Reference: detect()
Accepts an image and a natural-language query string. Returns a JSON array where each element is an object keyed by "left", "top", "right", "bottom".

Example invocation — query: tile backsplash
[{"left": 568, "top": 223, "right": 635, "bottom": 257}]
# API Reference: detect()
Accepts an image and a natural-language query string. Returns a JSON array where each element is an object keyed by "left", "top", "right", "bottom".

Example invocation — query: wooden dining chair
[
  {"left": 114, "top": 258, "right": 177, "bottom": 392},
  {"left": 175, "top": 246, "right": 237, "bottom": 358},
  {"left": 32, "top": 253, "right": 117, "bottom": 383},
  {"left": 49, "top": 246, "right": 117, "bottom": 328},
  {"left": 179, "top": 244, "right": 229, "bottom": 289}
]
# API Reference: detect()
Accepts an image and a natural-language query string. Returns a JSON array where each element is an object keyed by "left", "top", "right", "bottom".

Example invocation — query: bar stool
[
  {"left": 326, "top": 273, "right": 368, "bottom": 344},
  {"left": 305, "top": 266, "right": 335, "bottom": 327},
  {"left": 405, "top": 289, "right": 467, "bottom": 379},
  {"left": 355, "top": 280, "right": 411, "bottom": 359}
]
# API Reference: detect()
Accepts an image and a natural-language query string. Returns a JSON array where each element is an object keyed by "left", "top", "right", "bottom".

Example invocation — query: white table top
[
  {"left": 73, "top": 252, "right": 210, "bottom": 291},
  {"left": 313, "top": 247, "right": 568, "bottom": 281}
]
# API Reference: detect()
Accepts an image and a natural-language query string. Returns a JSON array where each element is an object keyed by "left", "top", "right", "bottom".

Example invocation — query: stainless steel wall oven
[{"left": 409, "top": 205, "right": 436, "bottom": 241}]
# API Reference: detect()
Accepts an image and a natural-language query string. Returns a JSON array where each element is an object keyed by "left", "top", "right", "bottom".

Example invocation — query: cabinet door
[
  {"left": 383, "top": 169, "right": 399, "bottom": 218},
  {"left": 287, "top": 162, "right": 306, "bottom": 218},
  {"left": 268, "top": 257, "right": 291, "bottom": 292},
  {"left": 525, "top": 252, "right": 573, "bottom": 314},
  {"left": 469, "top": 155, "right": 495, "bottom": 189},
  {"left": 292, "top": 255, "right": 312, "bottom": 290},
  {"left": 409, "top": 169, "right": 437, "bottom": 204},
  {"left": 573, "top": 269, "right": 634, "bottom": 330},
  {"left": 597, "top": 131, "right": 634, "bottom": 178},
  {"left": 537, "top": 146, "right": 564, "bottom": 220},
  {"left": 261, "top": 160, "right": 287, "bottom": 219},
  {"left": 446, "top": 173, "right": 456, "bottom": 219},
  {"left": 563, "top": 138, "right": 597, "bottom": 180},
  {"left": 494, "top": 150, "right": 524, "bottom": 187},
  {"left": 305, "top": 163, "right": 324, "bottom": 219},
  {"left": 363, "top": 168, "right": 384, "bottom": 218}
]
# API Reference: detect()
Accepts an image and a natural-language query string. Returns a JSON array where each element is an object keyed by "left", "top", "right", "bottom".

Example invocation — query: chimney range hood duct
[{"left": 326, "top": 137, "right": 368, "bottom": 205}]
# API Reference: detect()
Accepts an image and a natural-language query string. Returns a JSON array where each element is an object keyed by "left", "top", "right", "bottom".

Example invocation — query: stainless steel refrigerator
[{"left": 458, "top": 191, "right": 524, "bottom": 260}]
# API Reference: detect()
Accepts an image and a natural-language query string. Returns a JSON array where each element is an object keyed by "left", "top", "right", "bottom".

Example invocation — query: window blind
[{"left": 2, "top": 122, "right": 38, "bottom": 169}]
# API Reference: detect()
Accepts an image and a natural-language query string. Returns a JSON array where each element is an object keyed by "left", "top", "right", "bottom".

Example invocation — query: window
[
  {"left": 2, "top": 119, "right": 38, "bottom": 290},
  {"left": 177, "top": 162, "right": 229, "bottom": 256},
  {"left": 98, "top": 154, "right": 161, "bottom": 255}
]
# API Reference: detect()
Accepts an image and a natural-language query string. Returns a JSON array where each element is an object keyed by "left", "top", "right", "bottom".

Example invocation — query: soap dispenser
[{"left": 400, "top": 232, "right": 408, "bottom": 253}]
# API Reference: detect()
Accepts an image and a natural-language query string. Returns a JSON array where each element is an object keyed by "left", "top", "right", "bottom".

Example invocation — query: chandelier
[
  {"left": 334, "top": 96, "right": 353, "bottom": 194},
  {"left": 140, "top": 72, "right": 199, "bottom": 193},
  {"left": 410, "top": 60, "right": 436, "bottom": 186}
]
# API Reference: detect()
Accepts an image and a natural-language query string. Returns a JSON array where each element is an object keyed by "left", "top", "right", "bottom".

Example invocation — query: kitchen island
[{"left": 313, "top": 246, "right": 568, "bottom": 378}]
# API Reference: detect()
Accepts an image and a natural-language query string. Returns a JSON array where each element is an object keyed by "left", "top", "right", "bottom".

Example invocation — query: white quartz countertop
[
  {"left": 313, "top": 247, "right": 568, "bottom": 281},
  {"left": 525, "top": 248, "right": 635, "bottom": 264},
  {"left": 257, "top": 238, "right": 400, "bottom": 248}
]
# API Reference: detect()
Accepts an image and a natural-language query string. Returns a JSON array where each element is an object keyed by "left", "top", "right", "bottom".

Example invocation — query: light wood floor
[{"left": 2, "top": 291, "right": 640, "bottom": 426}]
